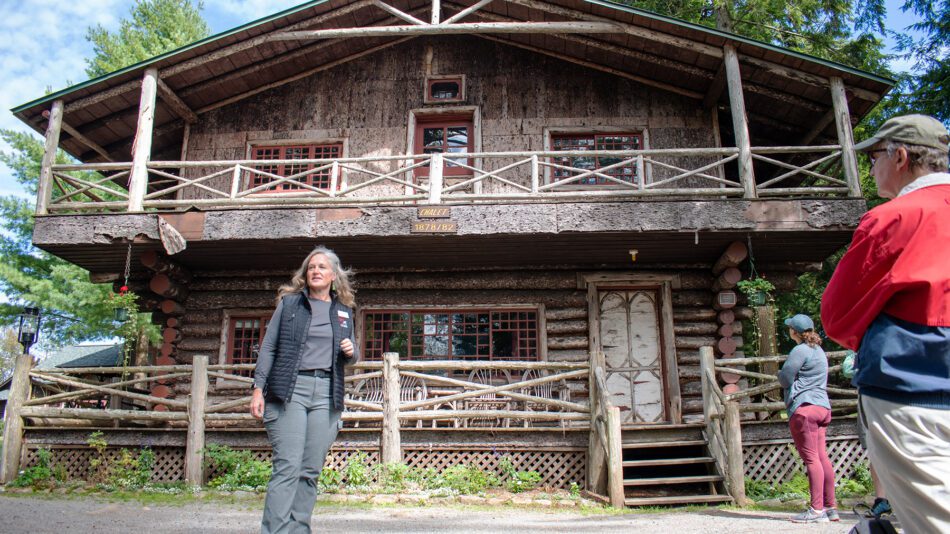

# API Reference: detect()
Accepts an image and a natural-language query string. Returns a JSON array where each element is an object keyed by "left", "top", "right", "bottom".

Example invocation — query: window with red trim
[
  {"left": 551, "top": 133, "right": 642, "bottom": 185},
  {"left": 227, "top": 315, "right": 269, "bottom": 376},
  {"left": 249, "top": 143, "right": 342, "bottom": 191},
  {"left": 362, "top": 309, "right": 538, "bottom": 361},
  {"left": 414, "top": 116, "right": 473, "bottom": 177}
]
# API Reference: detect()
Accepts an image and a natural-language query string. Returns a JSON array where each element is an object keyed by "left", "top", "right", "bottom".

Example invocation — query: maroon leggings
[{"left": 789, "top": 404, "right": 836, "bottom": 510}]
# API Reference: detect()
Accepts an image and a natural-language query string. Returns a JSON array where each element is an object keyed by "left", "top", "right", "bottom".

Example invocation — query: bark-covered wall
[
  {"left": 179, "top": 36, "right": 716, "bottom": 198},
  {"left": 164, "top": 265, "right": 742, "bottom": 422}
]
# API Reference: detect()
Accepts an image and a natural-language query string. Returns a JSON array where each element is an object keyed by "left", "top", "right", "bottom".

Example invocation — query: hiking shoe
[
  {"left": 870, "top": 498, "right": 892, "bottom": 517},
  {"left": 825, "top": 508, "right": 840, "bottom": 522},
  {"left": 791, "top": 507, "right": 829, "bottom": 523}
]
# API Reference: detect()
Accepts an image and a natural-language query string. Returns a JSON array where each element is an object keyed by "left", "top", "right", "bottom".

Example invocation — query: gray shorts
[{"left": 857, "top": 396, "right": 868, "bottom": 449}]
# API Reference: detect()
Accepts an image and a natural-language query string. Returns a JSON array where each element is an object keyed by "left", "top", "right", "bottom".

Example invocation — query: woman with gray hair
[{"left": 250, "top": 246, "right": 358, "bottom": 534}]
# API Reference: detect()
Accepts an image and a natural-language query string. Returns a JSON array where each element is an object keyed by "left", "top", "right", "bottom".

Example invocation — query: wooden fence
[
  {"left": 39, "top": 146, "right": 854, "bottom": 213},
  {"left": 700, "top": 346, "right": 859, "bottom": 501}
]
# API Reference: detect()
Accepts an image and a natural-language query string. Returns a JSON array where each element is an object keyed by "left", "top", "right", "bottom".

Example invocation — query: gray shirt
[
  {"left": 778, "top": 343, "right": 831, "bottom": 417},
  {"left": 300, "top": 298, "right": 333, "bottom": 371}
]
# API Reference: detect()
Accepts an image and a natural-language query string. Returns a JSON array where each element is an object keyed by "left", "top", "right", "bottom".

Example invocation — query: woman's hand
[
  {"left": 250, "top": 388, "right": 265, "bottom": 419},
  {"left": 341, "top": 338, "right": 354, "bottom": 358}
]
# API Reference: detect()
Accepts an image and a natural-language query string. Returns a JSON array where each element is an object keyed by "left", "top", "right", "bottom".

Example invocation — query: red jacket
[{"left": 821, "top": 181, "right": 950, "bottom": 350}]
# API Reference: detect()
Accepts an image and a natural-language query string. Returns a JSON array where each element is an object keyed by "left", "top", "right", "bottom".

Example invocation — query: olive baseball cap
[{"left": 854, "top": 114, "right": 950, "bottom": 153}]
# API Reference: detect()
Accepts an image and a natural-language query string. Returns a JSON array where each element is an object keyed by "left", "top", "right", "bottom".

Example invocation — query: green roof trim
[
  {"left": 13, "top": 0, "right": 893, "bottom": 114},
  {"left": 12, "top": 0, "right": 333, "bottom": 113}
]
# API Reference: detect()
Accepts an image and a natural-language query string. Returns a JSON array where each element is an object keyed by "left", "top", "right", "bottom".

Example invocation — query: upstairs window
[
  {"left": 227, "top": 315, "right": 269, "bottom": 377},
  {"left": 425, "top": 76, "right": 465, "bottom": 103},
  {"left": 362, "top": 309, "right": 539, "bottom": 362},
  {"left": 551, "top": 133, "right": 642, "bottom": 185},
  {"left": 414, "top": 115, "right": 473, "bottom": 177},
  {"left": 249, "top": 143, "right": 342, "bottom": 191}
]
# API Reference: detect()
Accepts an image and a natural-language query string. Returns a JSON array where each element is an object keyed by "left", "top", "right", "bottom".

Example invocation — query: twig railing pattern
[{"left": 41, "top": 146, "right": 854, "bottom": 213}]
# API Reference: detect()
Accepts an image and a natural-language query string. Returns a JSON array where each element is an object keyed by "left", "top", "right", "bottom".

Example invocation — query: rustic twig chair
[{"left": 462, "top": 369, "right": 512, "bottom": 428}]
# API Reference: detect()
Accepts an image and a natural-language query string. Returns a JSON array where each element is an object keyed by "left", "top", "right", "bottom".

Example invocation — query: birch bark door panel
[{"left": 598, "top": 289, "right": 665, "bottom": 424}]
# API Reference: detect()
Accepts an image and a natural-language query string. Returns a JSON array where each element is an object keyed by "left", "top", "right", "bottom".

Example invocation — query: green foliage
[
  {"left": 87, "top": 431, "right": 110, "bottom": 483},
  {"left": 109, "top": 448, "right": 155, "bottom": 489},
  {"left": 744, "top": 477, "right": 777, "bottom": 501},
  {"left": 203, "top": 444, "right": 271, "bottom": 490},
  {"left": 890, "top": 0, "right": 950, "bottom": 122},
  {"left": 343, "top": 451, "right": 371, "bottom": 487},
  {"left": 569, "top": 481, "right": 581, "bottom": 498},
  {"left": 374, "top": 462, "right": 413, "bottom": 492},
  {"left": 500, "top": 456, "right": 541, "bottom": 493},
  {"left": 438, "top": 464, "right": 499, "bottom": 494},
  {"left": 776, "top": 472, "right": 811, "bottom": 499},
  {"left": 318, "top": 467, "right": 343, "bottom": 492},
  {"left": 10, "top": 448, "right": 64, "bottom": 488},
  {"left": 85, "top": 0, "right": 211, "bottom": 78},
  {"left": 737, "top": 277, "right": 775, "bottom": 299},
  {"left": 0, "top": 327, "right": 19, "bottom": 382}
]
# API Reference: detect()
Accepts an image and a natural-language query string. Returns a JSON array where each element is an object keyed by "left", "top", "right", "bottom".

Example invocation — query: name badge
[{"left": 337, "top": 310, "right": 350, "bottom": 318}]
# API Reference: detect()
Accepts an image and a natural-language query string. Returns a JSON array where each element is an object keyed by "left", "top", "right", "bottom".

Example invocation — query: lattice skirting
[
  {"left": 743, "top": 436, "right": 867, "bottom": 487},
  {"left": 23, "top": 445, "right": 585, "bottom": 489}
]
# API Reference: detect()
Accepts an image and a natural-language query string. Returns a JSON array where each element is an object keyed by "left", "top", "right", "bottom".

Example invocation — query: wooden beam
[
  {"left": 431, "top": 0, "right": 441, "bottom": 24},
  {"left": 185, "top": 355, "right": 208, "bottom": 485},
  {"left": 156, "top": 77, "right": 198, "bottom": 124},
  {"left": 270, "top": 21, "right": 624, "bottom": 41},
  {"left": 129, "top": 68, "right": 157, "bottom": 212},
  {"left": 799, "top": 109, "right": 837, "bottom": 146},
  {"left": 36, "top": 100, "right": 63, "bottom": 215},
  {"left": 723, "top": 44, "right": 756, "bottom": 198},
  {"left": 830, "top": 76, "right": 861, "bottom": 197},
  {"left": 703, "top": 64, "right": 725, "bottom": 110},
  {"left": 373, "top": 0, "right": 427, "bottom": 25},
  {"left": 43, "top": 110, "right": 114, "bottom": 162},
  {"left": 443, "top": 0, "right": 494, "bottom": 24},
  {"left": 0, "top": 355, "right": 33, "bottom": 483},
  {"left": 740, "top": 54, "right": 879, "bottom": 102}
]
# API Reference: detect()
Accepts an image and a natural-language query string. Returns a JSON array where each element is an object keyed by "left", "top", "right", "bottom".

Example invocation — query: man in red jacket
[{"left": 822, "top": 114, "right": 950, "bottom": 534}]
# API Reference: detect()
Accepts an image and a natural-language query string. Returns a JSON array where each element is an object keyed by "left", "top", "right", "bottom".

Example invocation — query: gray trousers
[{"left": 261, "top": 374, "right": 341, "bottom": 534}]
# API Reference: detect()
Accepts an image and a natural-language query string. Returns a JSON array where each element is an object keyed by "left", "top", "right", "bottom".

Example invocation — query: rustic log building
[{"left": 7, "top": 0, "right": 888, "bottom": 506}]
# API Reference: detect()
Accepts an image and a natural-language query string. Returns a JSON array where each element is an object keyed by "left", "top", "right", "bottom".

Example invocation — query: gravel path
[{"left": 0, "top": 494, "right": 866, "bottom": 534}]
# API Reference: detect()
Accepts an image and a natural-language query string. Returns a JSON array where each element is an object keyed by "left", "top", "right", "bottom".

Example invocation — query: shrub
[
  {"left": 343, "top": 451, "right": 371, "bottom": 487},
  {"left": 204, "top": 444, "right": 271, "bottom": 490},
  {"left": 499, "top": 456, "right": 540, "bottom": 493},
  {"left": 11, "top": 448, "right": 63, "bottom": 488},
  {"left": 87, "top": 431, "right": 110, "bottom": 483},
  {"left": 776, "top": 472, "right": 810, "bottom": 500},
  {"left": 744, "top": 477, "right": 778, "bottom": 501},
  {"left": 109, "top": 448, "right": 155, "bottom": 489},
  {"left": 319, "top": 467, "right": 343, "bottom": 492},
  {"left": 375, "top": 462, "right": 412, "bottom": 492},
  {"left": 438, "top": 464, "right": 498, "bottom": 494}
]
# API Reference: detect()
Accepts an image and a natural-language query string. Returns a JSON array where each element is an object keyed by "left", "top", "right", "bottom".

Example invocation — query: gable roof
[
  {"left": 0, "top": 343, "right": 122, "bottom": 401},
  {"left": 11, "top": 0, "right": 892, "bottom": 163}
]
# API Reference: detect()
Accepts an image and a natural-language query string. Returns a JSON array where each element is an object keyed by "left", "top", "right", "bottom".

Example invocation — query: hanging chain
[{"left": 121, "top": 243, "right": 132, "bottom": 293}]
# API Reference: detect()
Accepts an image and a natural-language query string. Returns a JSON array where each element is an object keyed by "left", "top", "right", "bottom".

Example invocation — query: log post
[
  {"left": 381, "top": 352, "right": 402, "bottom": 464},
  {"left": 587, "top": 350, "right": 607, "bottom": 495},
  {"left": 723, "top": 44, "right": 756, "bottom": 198},
  {"left": 427, "top": 153, "right": 443, "bottom": 204},
  {"left": 605, "top": 405, "right": 625, "bottom": 508},
  {"left": 185, "top": 354, "right": 208, "bottom": 486},
  {"left": 829, "top": 77, "right": 862, "bottom": 197},
  {"left": 712, "top": 241, "right": 748, "bottom": 275},
  {"left": 723, "top": 400, "right": 748, "bottom": 505},
  {"left": 1, "top": 354, "right": 33, "bottom": 483},
  {"left": 128, "top": 68, "right": 158, "bottom": 212},
  {"left": 36, "top": 99, "right": 64, "bottom": 216}
]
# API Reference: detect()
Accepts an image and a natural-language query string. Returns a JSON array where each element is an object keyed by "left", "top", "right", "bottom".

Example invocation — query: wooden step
[
  {"left": 622, "top": 439, "right": 707, "bottom": 449},
  {"left": 623, "top": 474, "right": 723, "bottom": 486},
  {"left": 622, "top": 456, "right": 715, "bottom": 467},
  {"left": 624, "top": 494, "right": 734, "bottom": 507}
]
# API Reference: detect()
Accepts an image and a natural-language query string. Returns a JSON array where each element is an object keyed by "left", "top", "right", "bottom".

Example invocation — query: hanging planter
[{"left": 737, "top": 277, "right": 775, "bottom": 307}]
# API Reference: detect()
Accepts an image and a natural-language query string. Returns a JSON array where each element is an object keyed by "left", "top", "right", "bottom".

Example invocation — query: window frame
[
  {"left": 360, "top": 305, "right": 547, "bottom": 362},
  {"left": 424, "top": 75, "right": 466, "bottom": 104},
  {"left": 244, "top": 138, "right": 347, "bottom": 194},
  {"left": 407, "top": 107, "right": 481, "bottom": 183},
  {"left": 217, "top": 308, "right": 273, "bottom": 387},
  {"left": 544, "top": 127, "right": 649, "bottom": 188}
]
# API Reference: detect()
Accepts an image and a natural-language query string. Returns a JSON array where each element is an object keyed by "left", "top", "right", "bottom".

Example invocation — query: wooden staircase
[{"left": 619, "top": 424, "right": 733, "bottom": 507}]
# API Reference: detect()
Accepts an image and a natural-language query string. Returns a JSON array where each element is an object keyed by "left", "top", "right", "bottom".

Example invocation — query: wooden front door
[{"left": 597, "top": 288, "right": 668, "bottom": 424}]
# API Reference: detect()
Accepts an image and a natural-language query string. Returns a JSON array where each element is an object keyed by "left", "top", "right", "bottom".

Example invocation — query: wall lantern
[{"left": 17, "top": 306, "right": 41, "bottom": 353}]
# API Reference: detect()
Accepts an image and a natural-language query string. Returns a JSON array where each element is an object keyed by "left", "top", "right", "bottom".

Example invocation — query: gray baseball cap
[
  {"left": 854, "top": 114, "right": 950, "bottom": 153},
  {"left": 784, "top": 314, "right": 815, "bottom": 334}
]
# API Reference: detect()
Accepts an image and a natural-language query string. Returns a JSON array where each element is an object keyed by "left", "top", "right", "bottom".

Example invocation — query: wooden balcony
[{"left": 38, "top": 145, "right": 861, "bottom": 215}]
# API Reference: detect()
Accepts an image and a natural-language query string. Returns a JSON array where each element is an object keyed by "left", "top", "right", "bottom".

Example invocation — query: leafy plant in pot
[{"left": 737, "top": 276, "right": 775, "bottom": 307}]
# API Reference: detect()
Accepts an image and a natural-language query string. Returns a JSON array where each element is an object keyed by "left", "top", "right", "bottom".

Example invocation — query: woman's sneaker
[
  {"left": 870, "top": 498, "right": 892, "bottom": 517},
  {"left": 825, "top": 508, "right": 840, "bottom": 522},
  {"left": 791, "top": 507, "right": 830, "bottom": 523}
]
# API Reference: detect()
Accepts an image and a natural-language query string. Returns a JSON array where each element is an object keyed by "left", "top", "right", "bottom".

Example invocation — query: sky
[{"left": 0, "top": 0, "right": 928, "bottom": 200}]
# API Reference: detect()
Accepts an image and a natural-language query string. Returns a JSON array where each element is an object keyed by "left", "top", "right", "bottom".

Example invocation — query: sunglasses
[{"left": 867, "top": 149, "right": 889, "bottom": 166}]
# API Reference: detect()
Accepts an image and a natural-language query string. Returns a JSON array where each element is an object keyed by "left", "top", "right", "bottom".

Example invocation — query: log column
[
  {"left": 185, "top": 355, "right": 208, "bottom": 485},
  {"left": 830, "top": 76, "right": 862, "bottom": 197},
  {"left": 1, "top": 354, "right": 33, "bottom": 483},
  {"left": 128, "top": 68, "right": 158, "bottom": 212},
  {"left": 712, "top": 242, "right": 748, "bottom": 396},
  {"left": 381, "top": 352, "right": 402, "bottom": 463},
  {"left": 36, "top": 99, "right": 64, "bottom": 216},
  {"left": 723, "top": 44, "right": 756, "bottom": 198}
]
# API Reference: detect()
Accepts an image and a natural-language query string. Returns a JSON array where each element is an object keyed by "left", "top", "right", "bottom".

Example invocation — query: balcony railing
[{"left": 38, "top": 145, "right": 858, "bottom": 214}]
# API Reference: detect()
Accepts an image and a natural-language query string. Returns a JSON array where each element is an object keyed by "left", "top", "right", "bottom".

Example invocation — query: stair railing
[
  {"left": 589, "top": 350, "right": 625, "bottom": 508},
  {"left": 700, "top": 346, "right": 747, "bottom": 504}
]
